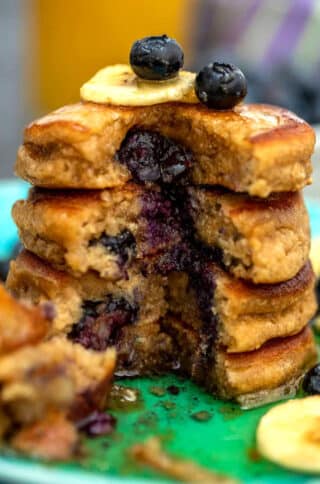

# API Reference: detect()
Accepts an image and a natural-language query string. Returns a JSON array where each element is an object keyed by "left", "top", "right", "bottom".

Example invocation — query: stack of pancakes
[{"left": 7, "top": 100, "right": 317, "bottom": 407}]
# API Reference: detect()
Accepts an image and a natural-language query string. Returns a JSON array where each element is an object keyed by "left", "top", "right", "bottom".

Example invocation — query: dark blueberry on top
[
  {"left": 130, "top": 35, "right": 184, "bottom": 81},
  {"left": 69, "top": 296, "right": 138, "bottom": 351},
  {"left": 195, "top": 62, "right": 247, "bottom": 109},
  {"left": 90, "top": 229, "right": 136, "bottom": 265},
  {"left": 117, "top": 128, "right": 193, "bottom": 184},
  {"left": 302, "top": 364, "right": 320, "bottom": 394}
]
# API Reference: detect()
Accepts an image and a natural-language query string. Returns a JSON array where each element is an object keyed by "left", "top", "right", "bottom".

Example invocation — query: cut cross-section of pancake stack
[{"left": 7, "top": 67, "right": 318, "bottom": 408}]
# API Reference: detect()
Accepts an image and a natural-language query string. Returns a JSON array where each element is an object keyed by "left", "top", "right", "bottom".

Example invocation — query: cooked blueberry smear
[
  {"left": 302, "top": 364, "right": 320, "bottom": 394},
  {"left": 155, "top": 241, "right": 192, "bottom": 274},
  {"left": 195, "top": 62, "right": 247, "bottom": 109},
  {"left": 77, "top": 411, "right": 116, "bottom": 437},
  {"left": 130, "top": 35, "right": 184, "bottom": 80},
  {"left": 141, "top": 190, "right": 182, "bottom": 256},
  {"left": 90, "top": 229, "right": 136, "bottom": 265},
  {"left": 189, "top": 262, "right": 218, "bottom": 371},
  {"left": 69, "top": 296, "right": 138, "bottom": 351},
  {"left": 315, "top": 280, "right": 320, "bottom": 314},
  {"left": 117, "top": 128, "right": 193, "bottom": 184}
]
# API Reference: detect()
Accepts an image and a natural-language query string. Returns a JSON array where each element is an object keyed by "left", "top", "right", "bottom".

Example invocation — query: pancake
[
  {"left": 13, "top": 186, "right": 310, "bottom": 284},
  {"left": 0, "top": 283, "right": 52, "bottom": 355},
  {"left": 188, "top": 188, "right": 310, "bottom": 283},
  {"left": 167, "top": 261, "right": 316, "bottom": 353},
  {"left": 12, "top": 185, "right": 182, "bottom": 280},
  {"left": 11, "top": 411, "right": 78, "bottom": 461},
  {"left": 10, "top": 410, "right": 80, "bottom": 462},
  {"left": 16, "top": 102, "right": 315, "bottom": 197},
  {"left": 6, "top": 249, "right": 316, "bottom": 365},
  {"left": 6, "top": 250, "right": 167, "bottom": 335},
  {"left": 6, "top": 252, "right": 317, "bottom": 406},
  {"left": 164, "top": 317, "right": 317, "bottom": 408},
  {"left": 0, "top": 336, "right": 116, "bottom": 459},
  {"left": 0, "top": 337, "right": 116, "bottom": 423}
]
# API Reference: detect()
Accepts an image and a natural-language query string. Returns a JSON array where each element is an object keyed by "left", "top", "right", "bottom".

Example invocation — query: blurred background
[{"left": 1, "top": 0, "right": 320, "bottom": 195}]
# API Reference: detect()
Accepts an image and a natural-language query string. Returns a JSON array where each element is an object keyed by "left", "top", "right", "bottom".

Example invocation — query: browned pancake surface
[
  {"left": 0, "top": 284, "right": 51, "bottom": 354},
  {"left": 16, "top": 102, "right": 315, "bottom": 196},
  {"left": 168, "top": 261, "right": 316, "bottom": 352},
  {"left": 189, "top": 188, "right": 310, "bottom": 283}
]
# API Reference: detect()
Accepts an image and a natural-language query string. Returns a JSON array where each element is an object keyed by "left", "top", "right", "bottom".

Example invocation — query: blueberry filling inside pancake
[
  {"left": 89, "top": 230, "right": 137, "bottom": 268},
  {"left": 140, "top": 189, "right": 182, "bottom": 255},
  {"left": 69, "top": 296, "right": 138, "bottom": 351},
  {"left": 117, "top": 128, "right": 193, "bottom": 184}
]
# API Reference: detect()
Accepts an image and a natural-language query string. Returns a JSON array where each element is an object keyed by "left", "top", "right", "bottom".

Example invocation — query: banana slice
[
  {"left": 257, "top": 396, "right": 320, "bottom": 473},
  {"left": 80, "top": 64, "right": 198, "bottom": 106}
]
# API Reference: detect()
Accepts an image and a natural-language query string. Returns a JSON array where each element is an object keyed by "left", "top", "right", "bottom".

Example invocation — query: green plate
[{"left": 0, "top": 180, "right": 320, "bottom": 484}]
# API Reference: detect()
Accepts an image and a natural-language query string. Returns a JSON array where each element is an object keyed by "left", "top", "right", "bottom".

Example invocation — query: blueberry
[
  {"left": 155, "top": 242, "right": 192, "bottom": 274},
  {"left": 195, "top": 62, "right": 247, "bottom": 109},
  {"left": 129, "top": 35, "right": 184, "bottom": 80},
  {"left": 90, "top": 229, "right": 136, "bottom": 266},
  {"left": 303, "top": 364, "right": 320, "bottom": 394},
  {"left": 117, "top": 128, "right": 193, "bottom": 184},
  {"left": 69, "top": 296, "right": 138, "bottom": 351}
]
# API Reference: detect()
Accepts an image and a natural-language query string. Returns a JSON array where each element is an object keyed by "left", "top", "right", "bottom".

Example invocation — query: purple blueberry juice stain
[
  {"left": 69, "top": 296, "right": 138, "bottom": 351},
  {"left": 77, "top": 411, "right": 116, "bottom": 437}
]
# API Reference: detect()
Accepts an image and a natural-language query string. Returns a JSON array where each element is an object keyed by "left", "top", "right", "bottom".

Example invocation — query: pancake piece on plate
[{"left": 0, "top": 284, "right": 116, "bottom": 460}]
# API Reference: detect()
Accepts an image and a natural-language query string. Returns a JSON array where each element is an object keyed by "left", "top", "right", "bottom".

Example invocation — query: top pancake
[{"left": 16, "top": 102, "right": 315, "bottom": 197}]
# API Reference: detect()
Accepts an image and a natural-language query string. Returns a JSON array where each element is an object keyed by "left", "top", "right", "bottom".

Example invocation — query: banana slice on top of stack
[
  {"left": 257, "top": 396, "right": 320, "bottom": 473},
  {"left": 80, "top": 64, "right": 198, "bottom": 106}
]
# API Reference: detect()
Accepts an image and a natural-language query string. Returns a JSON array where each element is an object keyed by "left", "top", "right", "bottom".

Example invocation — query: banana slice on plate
[
  {"left": 257, "top": 396, "right": 320, "bottom": 473},
  {"left": 80, "top": 64, "right": 198, "bottom": 106}
]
